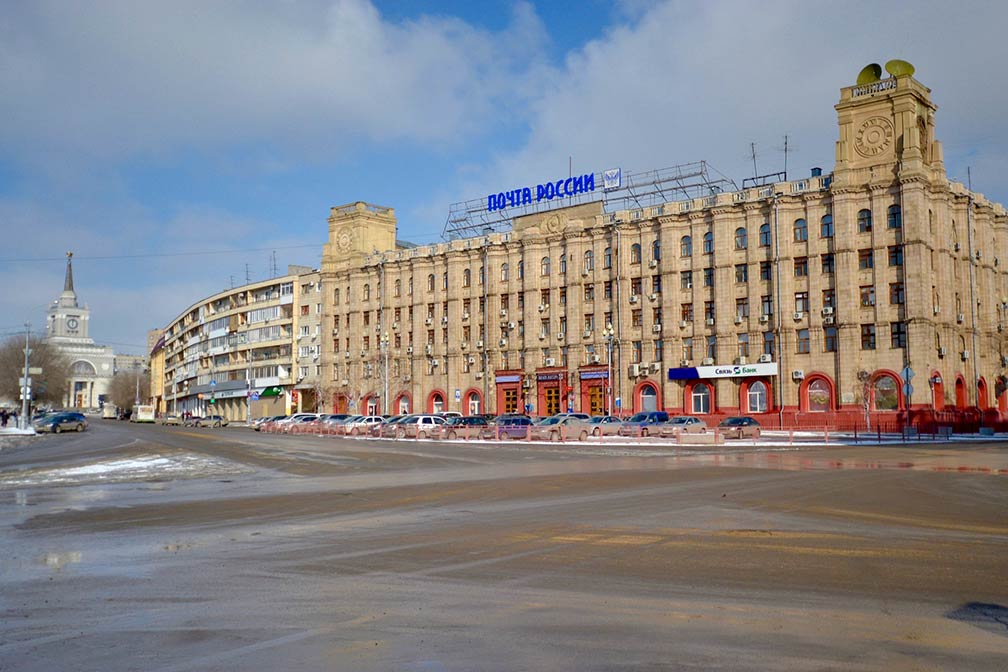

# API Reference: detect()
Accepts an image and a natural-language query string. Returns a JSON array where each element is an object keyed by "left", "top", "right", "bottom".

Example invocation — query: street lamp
[
  {"left": 604, "top": 323, "right": 615, "bottom": 416},
  {"left": 380, "top": 331, "right": 390, "bottom": 415}
]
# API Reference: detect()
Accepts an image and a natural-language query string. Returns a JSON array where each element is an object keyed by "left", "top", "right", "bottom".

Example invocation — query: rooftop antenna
[
  {"left": 245, "top": 263, "right": 250, "bottom": 284},
  {"left": 270, "top": 250, "right": 278, "bottom": 278},
  {"left": 749, "top": 142, "right": 758, "bottom": 181}
]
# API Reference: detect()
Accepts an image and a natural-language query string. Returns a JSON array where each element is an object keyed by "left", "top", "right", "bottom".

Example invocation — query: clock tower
[{"left": 47, "top": 251, "right": 91, "bottom": 341}]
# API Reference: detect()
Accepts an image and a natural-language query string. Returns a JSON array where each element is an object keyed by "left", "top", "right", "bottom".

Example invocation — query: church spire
[{"left": 64, "top": 251, "right": 74, "bottom": 292}]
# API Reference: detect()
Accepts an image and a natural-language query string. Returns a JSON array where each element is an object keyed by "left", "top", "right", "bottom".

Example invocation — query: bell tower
[
  {"left": 832, "top": 60, "right": 945, "bottom": 189},
  {"left": 46, "top": 251, "right": 92, "bottom": 342}
]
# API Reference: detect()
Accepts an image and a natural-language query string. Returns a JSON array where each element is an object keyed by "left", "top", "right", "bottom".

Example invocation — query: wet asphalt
[{"left": 1, "top": 421, "right": 1006, "bottom": 671}]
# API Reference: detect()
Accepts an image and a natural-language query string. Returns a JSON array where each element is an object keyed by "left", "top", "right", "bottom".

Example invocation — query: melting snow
[{"left": 0, "top": 454, "right": 247, "bottom": 488}]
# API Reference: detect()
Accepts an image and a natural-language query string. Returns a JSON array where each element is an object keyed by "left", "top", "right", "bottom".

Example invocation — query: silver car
[{"left": 588, "top": 415, "right": 623, "bottom": 436}]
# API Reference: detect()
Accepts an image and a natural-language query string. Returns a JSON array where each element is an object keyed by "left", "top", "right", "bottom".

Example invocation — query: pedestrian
[{"left": 1, "top": 409, "right": 7, "bottom": 427}]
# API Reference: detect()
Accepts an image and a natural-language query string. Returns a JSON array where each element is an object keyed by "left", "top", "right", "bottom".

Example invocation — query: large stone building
[{"left": 157, "top": 66, "right": 1008, "bottom": 429}]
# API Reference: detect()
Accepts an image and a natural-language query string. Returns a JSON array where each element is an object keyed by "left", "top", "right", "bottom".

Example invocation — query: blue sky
[{"left": 2, "top": 0, "right": 1006, "bottom": 355}]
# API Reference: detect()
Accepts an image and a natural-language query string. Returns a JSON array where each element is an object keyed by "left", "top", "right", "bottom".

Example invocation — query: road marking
[{"left": 804, "top": 507, "right": 1008, "bottom": 535}]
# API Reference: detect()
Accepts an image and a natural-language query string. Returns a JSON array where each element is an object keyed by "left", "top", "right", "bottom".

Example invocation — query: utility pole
[{"left": 21, "top": 323, "right": 31, "bottom": 429}]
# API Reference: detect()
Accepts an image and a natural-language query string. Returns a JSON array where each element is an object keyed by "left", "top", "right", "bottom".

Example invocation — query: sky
[{"left": 2, "top": 0, "right": 1006, "bottom": 356}]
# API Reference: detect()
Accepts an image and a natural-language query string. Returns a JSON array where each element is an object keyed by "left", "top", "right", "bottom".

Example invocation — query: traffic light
[{"left": 210, "top": 395, "right": 216, "bottom": 405}]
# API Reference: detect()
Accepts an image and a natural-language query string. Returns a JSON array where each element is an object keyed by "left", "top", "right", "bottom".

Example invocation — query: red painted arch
[
  {"left": 798, "top": 373, "right": 835, "bottom": 412},
  {"left": 683, "top": 379, "right": 715, "bottom": 415},
  {"left": 462, "top": 388, "right": 484, "bottom": 415},
  {"left": 393, "top": 392, "right": 412, "bottom": 414},
  {"left": 426, "top": 389, "right": 448, "bottom": 413},
  {"left": 632, "top": 379, "right": 662, "bottom": 413}
]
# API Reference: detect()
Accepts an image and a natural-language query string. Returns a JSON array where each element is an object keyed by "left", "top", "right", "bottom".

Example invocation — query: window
[
  {"left": 748, "top": 380, "right": 768, "bottom": 413},
  {"left": 604, "top": 281, "right": 612, "bottom": 299},
  {"left": 631, "top": 310, "right": 643, "bottom": 327},
  {"left": 408, "top": 277, "right": 413, "bottom": 295},
  {"left": 822, "top": 288, "right": 835, "bottom": 309},
  {"left": 681, "top": 303, "right": 694, "bottom": 322},
  {"left": 479, "top": 266, "right": 484, "bottom": 285},
  {"left": 759, "top": 261, "right": 772, "bottom": 281},
  {"left": 630, "top": 243, "right": 642, "bottom": 264},
  {"left": 704, "top": 301, "right": 715, "bottom": 322},
  {"left": 763, "top": 332, "right": 775, "bottom": 357},
  {"left": 703, "top": 231, "right": 714, "bottom": 254},
  {"left": 891, "top": 321, "right": 907, "bottom": 348},
  {"left": 705, "top": 335, "right": 717, "bottom": 360},
  {"left": 462, "top": 269, "right": 471, "bottom": 287},
  {"left": 873, "top": 375, "right": 898, "bottom": 410},
  {"left": 541, "top": 256, "right": 550, "bottom": 276},
  {"left": 887, "top": 204, "right": 902, "bottom": 229},
  {"left": 824, "top": 326, "right": 838, "bottom": 352},
  {"left": 735, "top": 298, "right": 749, "bottom": 318},
  {"left": 759, "top": 222, "right": 771, "bottom": 247},
  {"left": 680, "top": 235, "right": 692, "bottom": 257},
  {"left": 501, "top": 263, "right": 509, "bottom": 281},
  {"left": 703, "top": 267, "right": 714, "bottom": 287},
  {"left": 691, "top": 383, "right": 711, "bottom": 414},
  {"left": 681, "top": 271, "right": 693, "bottom": 290},
  {"left": 737, "top": 333, "right": 749, "bottom": 358},
  {"left": 394, "top": 279, "right": 401, "bottom": 297},
  {"left": 427, "top": 274, "right": 435, "bottom": 292},
  {"left": 794, "top": 257, "right": 808, "bottom": 277},
  {"left": 888, "top": 245, "right": 904, "bottom": 266},
  {"left": 517, "top": 260, "right": 524, "bottom": 279},
  {"left": 797, "top": 329, "right": 810, "bottom": 353},
  {"left": 858, "top": 209, "right": 872, "bottom": 233},
  {"left": 858, "top": 249, "right": 874, "bottom": 269},
  {"left": 442, "top": 272, "right": 448, "bottom": 290},
  {"left": 820, "top": 213, "right": 834, "bottom": 238},
  {"left": 584, "top": 285, "right": 595, "bottom": 302},
  {"left": 794, "top": 292, "right": 809, "bottom": 313},
  {"left": 632, "top": 341, "right": 642, "bottom": 363},
  {"left": 793, "top": 218, "right": 807, "bottom": 242},
  {"left": 860, "top": 285, "right": 875, "bottom": 306},
  {"left": 559, "top": 254, "right": 567, "bottom": 274},
  {"left": 651, "top": 275, "right": 662, "bottom": 294},
  {"left": 761, "top": 294, "right": 773, "bottom": 316},
  {"left": 808, "top": 379, "right": 831, "bottom": 412},
  {"left": 734, "top": 227, "right": 748, "bottom": 250},
  {"left": 603, "top": 247, "right": 612, "bottom": 269},
  {"left": 890, "top": 282, "right": 905, "bottom": 305},
  {"left": 682, "top": 337, "right": 694, "bottom": 361},
  {"left": 630, "top": 277, "right": 642, "bottom": 296},
  {"left": 861, "top": 324, "right": 876, "bottom": 350},
  {"left": 652, "top": 240, "right": 661, "bottom": 261},
  {"left": 821, "top": 253, "right": 835, "bottom": 274},
  {"left": 583, "top": 250, "right": 594, "bottom": 272},
  {"left": 735, "top": 264, "right": 748, "bottom": 283}
]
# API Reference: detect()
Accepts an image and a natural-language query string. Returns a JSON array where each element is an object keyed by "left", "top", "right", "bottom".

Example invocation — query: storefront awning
[{"left": 258, "top": 385, "right": 285, "bottom": 397}]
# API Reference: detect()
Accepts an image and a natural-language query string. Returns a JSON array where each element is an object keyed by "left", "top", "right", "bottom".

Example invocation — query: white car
[
  {"left": 397, "top": 414, "right": 447, "bottom": 439},
  {"left": 345, "top": 415, "right": 384, "bottom": 435}
]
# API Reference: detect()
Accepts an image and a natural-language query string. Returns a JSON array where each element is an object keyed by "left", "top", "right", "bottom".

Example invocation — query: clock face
[{"left": 67, "top": 317, "right": 79, "bottom": 330}]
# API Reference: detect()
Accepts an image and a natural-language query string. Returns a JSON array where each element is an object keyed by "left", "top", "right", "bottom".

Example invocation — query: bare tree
[
  {"left": 0, "top": 334, "right": 71, "bottom": 407},
  {"left": 107, "top": 370, "right": 151, "bottom": 410}
]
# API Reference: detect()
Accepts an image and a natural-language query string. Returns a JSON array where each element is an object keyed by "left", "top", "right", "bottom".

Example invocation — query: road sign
[
  {"left": 903, "top": 382, "right": 914, "bottom": 398},
  {"left": 901, "top": 366, "right": 915, "bottom": 382},
  {"left": 22, "top": 367, "right": 42, "bottom": 375},
  {"left": 455, "top": 389, "right": 461, "bottom": 402},
  {"left": 210, "top": 380, "right": 217, "bottom": 387},
  {"left": 18, "top": 377, "right": 31, "bottom": 387},
  {"left": 251, "top": 392, "right": 260, "bottom": 401},
  {"left": 615, "top": 397, "right": 622, "bottom": 408}
]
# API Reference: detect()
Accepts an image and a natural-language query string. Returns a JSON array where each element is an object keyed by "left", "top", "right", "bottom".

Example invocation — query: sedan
[
  {"left": 480, "top": 415, "right": 533, "bottom": 440},
  {"left": 34, "top": 411, "right": 88, "bottom": 433},
  {"left": 658, "top": 416, "right": 707, "bottom": 437},
  {"left": 528, "top": 415, "right": 591, "bottom": 442},
  {"left": 588, "top": 415, "right": 623, "bottom": 436},
  {"left": 193, "top": 414, "right": 228, "bottom": 428},
  {"left": 437, "top": 415, "right": 490, "bottom": 440},
  {"left": 718, "top": 416, "right": 762, "bottom": 439}
]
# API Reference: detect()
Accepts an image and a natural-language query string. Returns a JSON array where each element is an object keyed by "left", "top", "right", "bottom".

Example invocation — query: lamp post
[
  {"left": 380, "top": 331, "right": 390, "bottom": 415},
  {"left": 604, "top": 323, "right": 615, "bottom": 416}
]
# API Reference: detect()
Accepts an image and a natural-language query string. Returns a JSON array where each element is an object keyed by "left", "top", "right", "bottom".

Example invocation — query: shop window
[
  {"left": 691, "top": 383, "right": 711, "bottom": 414},
  {"left": 748, "top": 381, "right": 768, "bottom": 413},
  {"left": 872, "top": 375, "right": 899, "bottom": 411},
  {"left": 807, "top": 378, "right": 831, "bottom": 412}
]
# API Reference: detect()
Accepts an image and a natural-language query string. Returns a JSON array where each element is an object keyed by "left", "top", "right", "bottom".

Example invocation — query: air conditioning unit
[
  {"left": 705, "top": 318, "right": 715, "bottom": 326},
  {"left": 500, "top": 309, "right": 508, "bottom": 317},
  {"left": 403, "top": 374, "right": 411, "bottom": 382},
  {"left": 652, "top": 324, "right": 662, "bottom": 333},
  {"left": 792, "top": 370, "right": 805, "bottom": 381},
  {"left": 648, "top": 293, "right": 658, "bottom": 301},
  {"left": 556, "top": 333, "right": 565, "bottom": 341},
  {"left": 441, "top": 316, "right": 448, "bottom": 325},
  {"left": 649, "top": 259, "right": 658, "bottom": 268},
  {"left": 475, "top": 372, "right": 484, "bottom": 379},
  {"left": 467, "top": 356, "right": 475, "bottom": 365},
  {"left": 734, "top": 316, "right": 743, "bottom": 324},
  {"left": 538, "top": 333, "right": 546, "bottom": 341},
  {"left": 629, "top": 295, "right": 639, "bottom": 304},
  {"left": 957, "top": 313, "right": 965, "bottom": 323},
  {"left": 650, "top": 362, "right": 661, "bottom": 373},
  {"left": 406, "top": 346, "right": 413, "bottom": 354},
  {"left": 341, "top": 379, "right": 349, "bottom": 386},
  {"left": 545, "top": 357, "right": 556, "bottom": 367},
  {"left": 933, "top": 306, "right": 940, "bottom": 315},
  {"left": 823, "top": 316, "right": 835, "bottom": 325},
  {"left": 581, "top": 269, "right": 589, "bottom": 276},
  {"left": 499, "top": 338, "right": 507, "bottom": 347},
  {"left": 424, "top": 317, "right": 433, "bottom": 326},
  {"left": 954, "top": 242, "right": 961, "bottom": 252},
  {"left": 793, "top": 312, "right": 804, "bottom": 321},
  {"left": 476, "top": 340, "right": 484, "bottom": 349},
  {"left": 759, "top": 314, "right": 769, "bottom": 323},
  {"left": 680, "top": 359, "right": 691, "bottom": 366},
  {"left": 701, "top": 357, "right": 714, "bottom": 365},
  {"left": 590, "top": 354, "right": 601, "bottom": 363},
  {"left": 759, "top": 354, "right": 772, "bottom": 363},
  {"left": 679, "top": 320, "right": 688, "bottom": 328},
  {"left": 391, "top": 322, "right": 399, "bottom": 330},
  {"left": 425, "top": 344, "right": 433, "bottom": 355},
  {"left": 360, "top": 350, "right": 367, "bottom": 358},
  {"left": 538, "top": 304, "right": 548, "bottom": 312},
  {"left": 431, "top": 359, "right": 439, "bottom": 367},
  {"left": 629, "top": 364, "right": 641, "bottom": 377},
  {"left": 937, "top": 347, "right": 946, "bottom": 357},
  {"left": 961, "top": 350, "right": 970, "bottom": 361},
  {"left": 344, "top": 351, "right": 351, "bottom": 359},
  {"left": 507, "top": 321, "right": 516, "bottom": 330},
  {"left": 822, "top": 306, "right": 834, "bottom": 316},
  {"left": 462, "top": 312, "right": 470, "bottom": 320},
  {"left": 736, "top": 356, "right": 747, "bottom": 365},
  {"left": 332, "top": 329, "right": 339, "bottom": 336},
  {"left": 461, "top": 342, "right": 468, "bottom": 350}
]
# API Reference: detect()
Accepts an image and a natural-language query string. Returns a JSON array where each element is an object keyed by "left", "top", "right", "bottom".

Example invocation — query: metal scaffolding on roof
[{"left": 442, "top": 160, "right": 737, "bottom": 240}]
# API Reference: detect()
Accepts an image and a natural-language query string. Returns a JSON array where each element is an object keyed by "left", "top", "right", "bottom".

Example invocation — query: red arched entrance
[
  {"left": 427, "top": 389, "right": 447, "bottom": 413},
  {"left": 463, "top": 388, "right": 483, "bottom": 416},
  {"left": 393, "top": 392, "right": 412, "bottom": 415},
  {"left": 954, "top": 375, "right": 967, "bottom": 408},
  {"left": 798, "top": 374, "right": 834, "bottom": 412},
  {"left": 978, "top": 377, "right": 989, "bottom": 409},
  {"left": 928, "top": 371, "right": 945, "bottom": 411}
]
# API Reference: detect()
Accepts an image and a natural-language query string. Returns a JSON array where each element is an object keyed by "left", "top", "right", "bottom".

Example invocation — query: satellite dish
[
  {"left": 885, "top": 59, "right": 915, "bottom": 77},
  {"left": 856, "top": 63, "right": 882, "bottom": 85}
]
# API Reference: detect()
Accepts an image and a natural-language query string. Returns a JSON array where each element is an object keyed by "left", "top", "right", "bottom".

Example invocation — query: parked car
[
  {"left": 617, "top": 411, "right": 671, "bottom": 437},
  {"left": 528, "top": 415, "right": 591, "bottom": 442},
  {"left": 192, "top": 414, "right": 228, "bottom": 428},
  {"left": 554, "top": 412, "right": 591, "bottom": 421},
  {"left": 34, "top": 411, "right": 88, "bottom": 433},
  {"left": 161, "top": 415, "right": 183, "bottom": 426},
  {"left": 658, "top": 416, "right": 707, "bottom": 437},
  {"left": 437, "top": 415, "right": 490, "bottom": 440},
  {"left": 255, "top": 415, "right": 287, "bottom": 431},
  {"left": 378, "top": 415, "right": 413, "bottom": 438},
  {"left": 718, "top": 416, "right": 762, "bottom": 439},
  {"left": 588, "top": 415, "right": 623, "bottom": 436},
  {"left": 397, "top": 414, "right": 447, "bottom": 439},
  {"left": 481, "top": 414, "right": 534, "bottom": 440},
  {"left": 345, "top": 415, "right": 384, "bottom": 435}
]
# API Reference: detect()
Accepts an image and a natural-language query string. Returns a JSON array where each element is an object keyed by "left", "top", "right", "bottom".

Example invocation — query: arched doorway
[
  {"left": 977, "top": 377, "right": 989, "bottom": 409},
  {"left": 800, "top": 375, "right": 834, "bottom": 412},
  {"left": 871, "top": 374, "right": 901, "bottom": 411},
  {"left": 465, "top": 389, "right": 483, "bottom": 416},
  {"left": 929, "top": 372, "right": 944, "bottom": 411},
  {"left": 362, "top": 394, "right": 379, "bottom": 415},
  {"left": 638, "top": 382, "right": 659, "bottom": 412},
  {"left": 685, "top": 381, "right": 712, "bottom": 415},
  {"left": 393, "top": 393, "right": 412, "bottom": 415},
  {"left": 427, "top": 390, "right": 446, "bottom": 414},
  {"left": 742, "top": 378, "right": 772, "bottom": 414},
  {"left": 954, "top": 376, "right": 967, "bottom": 408}
]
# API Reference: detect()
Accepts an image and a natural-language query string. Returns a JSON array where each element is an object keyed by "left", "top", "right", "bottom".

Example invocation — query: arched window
[
  {"left": 442, "top": 272, "right": 448, "bottom": 290},
  {"left": 652, "top": 240, "right": 661, "bottom": 261},
  {"left": 603, "top": 247, "right": 612, "bottom": 269},
  {"left": 955, "top": 376, "right": 967, "bottom": 408},
  {"left": 887, "top": 204, "right": 902, "bottom": 229},
  {"left": 430, "top": 392, "right": 445, "bottom": 414},
  {"left": 747, "top": 380, "right": 768, "bottom": 413},
  {"left": 807, "top": 378, "right": 831, "bottom": 412},
  {"left": 734, "top": 227, "right": 747, "bottom": 250},
  {"left": 518, "top": 260, "right": 524, "bottom": 278},
  {"left": 872, "top": 375, "right": 899, "bottom": 411},
  {"left": 394, "top": 279, "right": 401, "bottom": 297},
  {"left": 821, "top": 213, "right": 834, "bottom": 238},
  {"left": 478, "top": 265, "right": 484, "bottom": 285},
  {"left": 978, "top": 377, "right": 989, "bottom": 410},
  {"left": 363, "top": 283, "right": 370, "bottom": 300},
  {"left": 501, "top": 263, "right": 509, "bottom": 281},
  {"left": 427, "top": 274, "right": 435, "bottom": 292},
  {"left": 691, "top": 383, "right": 711, "bottom": 414},
  {"left": 583, "top": 250, "right": 594, "bottom": 272},
  {"left": 640, "top": 384, "right": 658, "bottom": 412},
  {"left": 397, "top": 395, "right": 411, "bottom": 414},
  {"left": 680, "top": 235, "right": 692, "bottom": 257},
  {"left": 462, "top": 269, "right": 471, "bottom": 287},
  {"left": 71, "top": 360, "right": 97, "bottom": 376},
  {"left": 559, "top": 254, "right": 567, "bottom": 274},
  {"left": 759, "top": 222, "right": 771, "bottom": 247},
  {"left": 703, "top": 231, "right": 714, "bottom": 254},
  {"left": 858, "top": 209, "right": 872, "bottom": 233},
  {"left": 630, "top": 243, "right": 642, "bottom": 264},
  {"left": 408, "top": 277, "right": 413, "bottom": 295},
  {"left": 467, "top": 391, "right": 481, "bottom": 416},
  {"left": 541, "top": 256, "right": 551, "bottom": 276},
  {"left": 793, "top": 218, "right": 808, "bottom": 242}
]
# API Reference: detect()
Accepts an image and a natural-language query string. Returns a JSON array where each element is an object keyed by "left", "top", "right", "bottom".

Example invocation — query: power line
[{"left": 0, "top": 243, "right": 324, "bottom": 263}]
